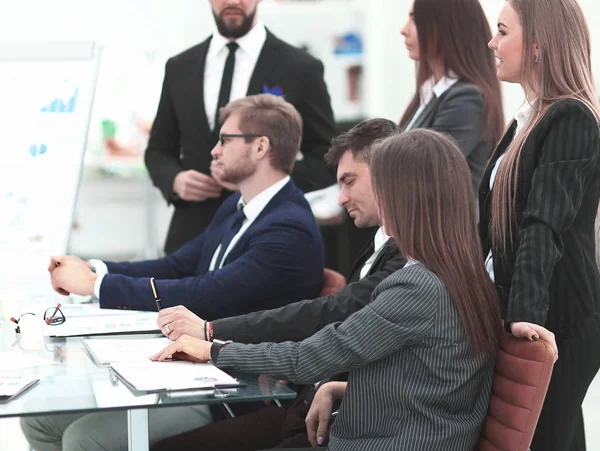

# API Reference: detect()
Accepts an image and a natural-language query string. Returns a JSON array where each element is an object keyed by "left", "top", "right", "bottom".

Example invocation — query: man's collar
[
  {"left": 237, "top": 175, "right": 290, "bottom": 222},
  {"left": 374, "top": 227, "right": 391, "bottom": 251},
  {"left": 208, "top": 22, "right": 267, "bottom": 59}
]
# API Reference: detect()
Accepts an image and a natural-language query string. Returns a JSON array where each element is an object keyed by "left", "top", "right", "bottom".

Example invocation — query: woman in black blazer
[
  {"left": 483, "top": 1, "right": 600, "bottom": 450},
  {"left": 399, "top": 0, "right": 504, "bottom": 195}
]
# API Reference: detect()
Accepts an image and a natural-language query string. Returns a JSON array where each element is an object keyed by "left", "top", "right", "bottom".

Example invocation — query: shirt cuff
[{"left": 88, "top": 259, "right": 108, "bottom": 299}]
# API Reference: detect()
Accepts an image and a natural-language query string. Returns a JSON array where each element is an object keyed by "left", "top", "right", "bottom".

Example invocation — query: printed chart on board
[{"left": 0, "top": 43, "right": 100, "bottom": 289}]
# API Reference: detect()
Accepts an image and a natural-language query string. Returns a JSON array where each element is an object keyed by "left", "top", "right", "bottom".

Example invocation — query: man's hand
[
  {"left": 172, "top": 170, "right": 223, "bottom": 201},
  {"left": 150, "top": 334, "right": 212, "bottom": 363},
  {"left": 210, "top": 160, "right": 239, "bottom": 192},
  {"left": 306, "top": 381, "right": 347, "bottom": 447},
  {"left": 510, "top": 321, "right": 559, "bottom": 362},
  {"left": 49, "top": 255, "right": 97, "bottom": 297},
  {"left": 157, "top": 305, "right": 206, "bottom": 341}
]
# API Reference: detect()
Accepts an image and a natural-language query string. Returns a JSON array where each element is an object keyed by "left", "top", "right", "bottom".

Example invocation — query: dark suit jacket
[
  {"left": 213, "top": 234, "right": 406, "bottom": 343},
  {"left": 99, "top": 181, "right": 325, "bottom": 320},
  {"left": 216, "top": 264, "right": 493, "bottom": 450},
  {"left": 479, "top": 99, "right": 600, "bottom": 340},
  {"left": 145, "top": 30, "right": 337, "bottom": 253},
  {"left": 401, "top": 82, "right": 493, "bottom": 196}
]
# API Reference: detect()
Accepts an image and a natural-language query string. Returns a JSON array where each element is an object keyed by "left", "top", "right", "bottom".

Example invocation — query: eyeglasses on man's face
[{"left": 219, "top": 133, "right": 264, "bottom": 146}]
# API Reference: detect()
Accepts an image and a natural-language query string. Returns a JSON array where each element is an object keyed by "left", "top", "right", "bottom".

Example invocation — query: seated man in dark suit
[
  {"left": 149, "top": 118, "right": 407, "bottom": 451},
  {"left": 22, "top": 95, "right": 325, "bottom": 451},
  {"left": 47, "top": 94, "right": 324, "bottom": 321}
]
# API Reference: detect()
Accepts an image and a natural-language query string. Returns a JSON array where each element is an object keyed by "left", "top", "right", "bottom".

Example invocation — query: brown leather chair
[
  {"left": 319, "top": 268, "right": 346, "bottom": 297},
  {"left": 477, "top": 331, "right": 555, "bottom": 451}
]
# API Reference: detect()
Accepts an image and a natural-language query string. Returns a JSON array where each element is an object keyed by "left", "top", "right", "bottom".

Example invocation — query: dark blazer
[
  {"left": 216, "top": 264, "right": 494, "bottom": 450},
  {"left": 479, "top": 99, "right": 600, "bottom": 340},
  {"left": 401, "top": 82, "right": 492, "bottom": 196},
  {"left": 213, "top": 236, "right": 406, "bottom": 343},
  {"left": 98, "top": 181, "right": 325, "bottom": 320},
  {"left": 145, "top": 30, "right": 337, "bottom": 253}
]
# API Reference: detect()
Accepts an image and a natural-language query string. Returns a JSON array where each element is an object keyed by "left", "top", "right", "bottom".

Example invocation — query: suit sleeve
[
  {"left": 506, "top": 104, "right": 600, "bottom": 326},
  {"left": 99, "top": 219, "right": 322, "bottom": 318},
  {"left": 144, "top": 59, "right": 183, "bottom": 203},
  {"left": 102, "top": 232, "right": 208, "bottom": 280},
  {"left": 290, "top": 59, "right": 337, "bottom": 192},
  {"left": 213, "top": 252, "right": 407, "bottom": 343},
  {"left": 215, "top": 266, "right": 440, "bottom": 384},
  {"left": 430, "top": 86, "right": 485, "bottom": 159}
]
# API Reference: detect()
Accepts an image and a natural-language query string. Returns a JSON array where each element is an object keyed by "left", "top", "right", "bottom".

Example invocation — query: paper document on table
[
  {"left": 59, "top": 304, "right": 143, "bottom": 318},
  {"left": 0, "top": 352, "right": 57, "bottom": 371},
  {"left": 0, "top": 376, "right": 39, "bottom": 400},
  {"left": 45, "top": 311, "right": 159, "bottom": 337},
  {"left": 83, "top": 337, "right": 171, "bottom": 364},
  {"left": 111, "top": 360, "right": 240, "bottom": 393}
]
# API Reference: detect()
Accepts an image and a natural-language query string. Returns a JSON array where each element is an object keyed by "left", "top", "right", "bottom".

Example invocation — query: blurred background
[{"left": 1, "top": 1, "right": 599, "bottom": 448}]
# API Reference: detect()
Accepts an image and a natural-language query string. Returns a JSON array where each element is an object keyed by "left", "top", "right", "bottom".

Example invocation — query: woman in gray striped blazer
[{"left": 152, "top": 130, "right": 501, "bottom": 451}]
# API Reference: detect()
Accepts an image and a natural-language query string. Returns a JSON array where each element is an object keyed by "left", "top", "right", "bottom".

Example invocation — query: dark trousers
[
  {"left": 530, "top": 333, "right": 600, "bottom": 451},
  {"left": 151, "top": 387, "right": 313, "bottom": 451}
]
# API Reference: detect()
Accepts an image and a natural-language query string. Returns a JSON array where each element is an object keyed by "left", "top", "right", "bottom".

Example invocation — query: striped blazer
[
  {"left": 479, "top": 99, "right": 600, "bottom": 340},
  {"left": 216, "top": 263, "right": 494, "bottom": 450}
]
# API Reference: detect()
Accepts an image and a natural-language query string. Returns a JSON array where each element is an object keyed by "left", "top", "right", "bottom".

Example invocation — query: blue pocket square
[{"left": 262, "top": 84, "right": 284, "bottom": 97}]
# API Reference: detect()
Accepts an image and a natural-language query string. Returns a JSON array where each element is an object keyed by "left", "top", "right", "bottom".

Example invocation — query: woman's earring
[{"left": 535, "top": 55, "right": 540, "bottom": 64}]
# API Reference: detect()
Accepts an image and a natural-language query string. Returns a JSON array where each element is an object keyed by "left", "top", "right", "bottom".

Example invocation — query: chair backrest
[
  {"left": 319, "top": 268, "right": 346, "bottom": 297},
  {"left": 476, "top": 331, "right": 555, "bottom": 451}
]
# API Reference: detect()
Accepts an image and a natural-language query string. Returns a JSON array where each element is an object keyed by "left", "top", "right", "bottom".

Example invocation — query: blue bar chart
[
  {"left": 40, "top": 87, "right": 79, "bottom": 113},
  {"left": 29, "top": 143, "right": 48, "bottom": 157}
]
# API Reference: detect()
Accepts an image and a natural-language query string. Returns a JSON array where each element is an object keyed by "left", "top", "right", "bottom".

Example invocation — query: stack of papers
[
  {"left": 45, "top": 304, "right": 159, "bottom": 337},
  {"left": 111, "top": 360, "right": 240, "bottom": 393},
  {"left": 0, "top": 376, "right": 39, "bottom": 400},
  {"left": 83, "top": 337, "right": 171, "bottom": 364}
]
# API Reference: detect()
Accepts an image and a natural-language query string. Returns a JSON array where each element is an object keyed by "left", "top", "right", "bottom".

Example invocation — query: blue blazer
[{"left": 98, "top": 181, "right": 324, "bottom": 320}]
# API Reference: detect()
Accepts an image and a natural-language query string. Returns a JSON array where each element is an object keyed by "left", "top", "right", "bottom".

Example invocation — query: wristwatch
[{"left": 210, "top": 341, "right": 232, "bottom": 365}]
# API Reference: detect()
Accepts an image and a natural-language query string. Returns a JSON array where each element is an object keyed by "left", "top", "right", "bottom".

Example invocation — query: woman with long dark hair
[
  {"left": 151, "top": 130, "right": 501, "bottom": 450},
  {"left": 400, "top": 0, "right": 504, "bottom": 196},
  {"left": 481, "top": 0, "right": 600, "bottom": 449}
]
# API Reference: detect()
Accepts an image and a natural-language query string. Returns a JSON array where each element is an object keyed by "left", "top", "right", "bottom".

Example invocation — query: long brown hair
[
  {"left": 399, "top": 0, "right": 504, "bottom": 143},
  {"left": 371, "top": 130, "right": 500, "bottom": 355},
  {"left": 490, "top": 0, "right": 600, "bottom": 251}
]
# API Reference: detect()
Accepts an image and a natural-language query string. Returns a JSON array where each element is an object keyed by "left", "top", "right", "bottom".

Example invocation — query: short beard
[
  {"left": 214, "top": 7, "right": 256, "bottom": 39},
  {"left": 221, "top": 155, "right": 256, "bottom": 185}
]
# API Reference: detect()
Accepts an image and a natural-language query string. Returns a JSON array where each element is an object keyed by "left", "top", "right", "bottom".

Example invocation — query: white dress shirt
[
  {"left": 359, "top": 227, "right": 391, "bottom": 279},
  {"left": 404, "top": 71, "right": 459, "bottom": 131},
  {"left": 92, "top": 176, "right": 290, "bottom": 299},
  {"left": 204, "top": 22, "right": 267, "bottom": 131},
  {"left": 485, "top": 100, "right": 537, "bottom": 280},
  {"left": 208, "top": 175, "right": 290, "bottom": 270}
]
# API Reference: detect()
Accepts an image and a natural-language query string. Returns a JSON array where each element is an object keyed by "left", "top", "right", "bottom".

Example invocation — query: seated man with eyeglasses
[
  {"left": 20, "top": 94, "right": 324, "bottom": 451},
  {"left": 46, "top": 93, "right": 325, "bottom": 322}
]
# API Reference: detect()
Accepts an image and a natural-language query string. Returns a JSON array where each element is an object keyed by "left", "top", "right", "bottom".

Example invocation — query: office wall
[{"left": 3, "top": 0, "right": 600, "bottom": 258}]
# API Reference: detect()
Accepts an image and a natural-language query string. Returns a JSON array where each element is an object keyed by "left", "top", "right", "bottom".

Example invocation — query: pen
[{"left": 150, "top": 277, "right": 162, "bottom": 311}]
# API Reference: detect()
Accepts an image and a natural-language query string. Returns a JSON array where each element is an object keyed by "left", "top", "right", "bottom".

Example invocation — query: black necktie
[
  {"left": 215, "top": 207, "right": 246, "bottom": 268},
  {"left": 214, "top": 42, "right": 239, "bottom": 132}
]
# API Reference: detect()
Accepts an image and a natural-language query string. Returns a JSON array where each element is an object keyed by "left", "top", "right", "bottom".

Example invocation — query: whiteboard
[{"left": 0, "top": 42, "right": 100, "bottom": 292}]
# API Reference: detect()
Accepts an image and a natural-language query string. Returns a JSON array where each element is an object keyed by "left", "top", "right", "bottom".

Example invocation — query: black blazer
[
  {"left": 145, "top": 30, "right": 337, "bottom": 253},
  {"left": 479, "top": 99, "right": 600, "bottom": 340},
  {"left": 213, "top": 235, "right": 406, "bottom": 343},
  {"left": 401, "top": 82, "right": 493, "bottom": 196}
]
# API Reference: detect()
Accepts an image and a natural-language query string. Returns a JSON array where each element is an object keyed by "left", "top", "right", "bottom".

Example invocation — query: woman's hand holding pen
[
  {"left": 150, "top": 334, "right": 211, "bottom": 363},
  {"left": 157, "top": 306, "right": 206, "bottom": 341}
]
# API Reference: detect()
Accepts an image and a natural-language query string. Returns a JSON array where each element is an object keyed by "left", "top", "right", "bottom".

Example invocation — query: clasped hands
[{"left": 48, "top": 255, "right": 97, "bottom": 297}]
